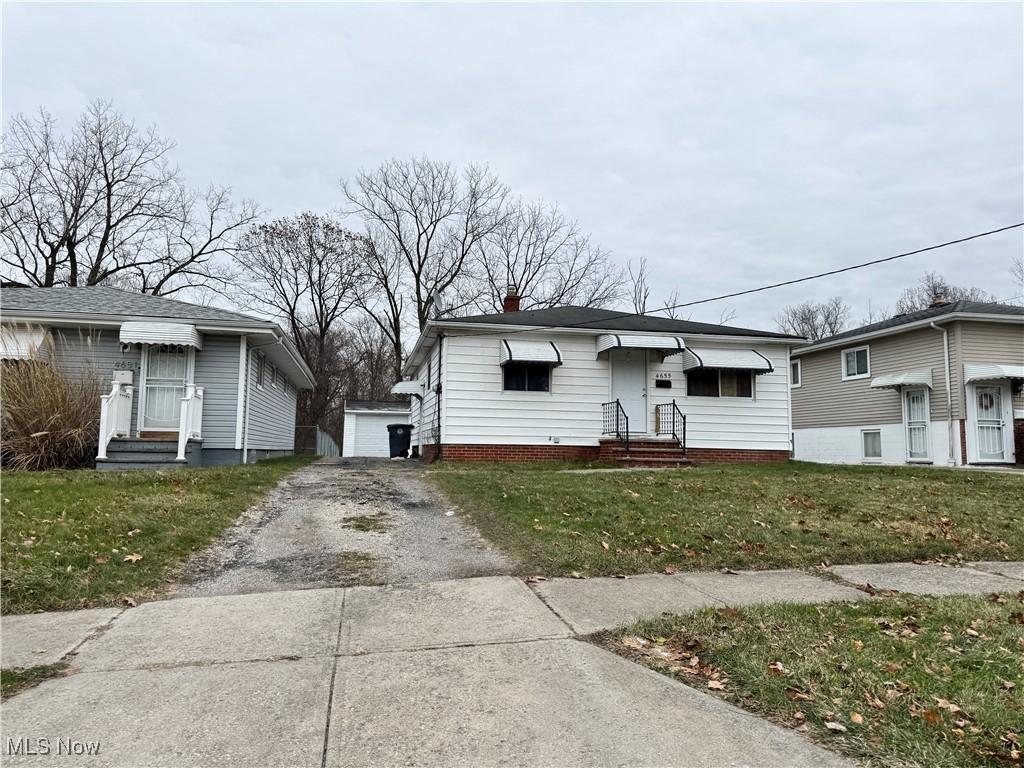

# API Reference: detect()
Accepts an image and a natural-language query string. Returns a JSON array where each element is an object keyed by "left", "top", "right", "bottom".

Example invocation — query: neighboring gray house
[
  {"left": 791, "top": 300, "right": 1023, "bottom": 467},
  {"left": 1, "top": 286, "right": 315, "bottom": 469}
]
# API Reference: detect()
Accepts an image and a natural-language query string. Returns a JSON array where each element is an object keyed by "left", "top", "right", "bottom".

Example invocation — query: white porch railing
[
  {"left": 97, "top": 382, "right": 134, "bottom": 460},
  {"left": 176, "top": 385, "right": 204, "bottom": 461}
]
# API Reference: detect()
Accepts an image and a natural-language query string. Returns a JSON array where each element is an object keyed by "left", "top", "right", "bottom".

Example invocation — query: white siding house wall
[
  {"left": 442, "top": 332, "right": 609, "bottom": 446},
  {"left": 439, "top": 332, "right": 793, "bottom": 450},
  {"left": 648, "top": 343, "right": 792, "bottom": 451},
  {"left": 794, "top": 421, "right": 954, "bottom": 466}
]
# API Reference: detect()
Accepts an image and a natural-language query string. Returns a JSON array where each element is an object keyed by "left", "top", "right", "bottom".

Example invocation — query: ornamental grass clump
[{"left": 1, "top": 346, "right": 101, "bottom": 470}]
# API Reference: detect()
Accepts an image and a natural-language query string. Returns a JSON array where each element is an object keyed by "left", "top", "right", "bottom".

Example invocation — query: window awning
[
  {"left": 119, "top": 321, "right": 202, "bottom": 349},
  {"left": 964, "top": 363, "right": 1024, "bottom": 383},
  {"left": 596, "top": 334, "right": 685, "bottom": 355},
  {"left": 870, "top": 370, "right": 933, "bottom": 390},
  {"left": 391, "top": 380, "right": 424, "bottom": 396},
  {"left": 499, "top": 339, "right": 563, "bottom": 366},
  {"left": 679, "top": 347, "right": 774, "bottom": 374},
  {"left": 0, "top": 326, "right": 50, "bottom": 360}
]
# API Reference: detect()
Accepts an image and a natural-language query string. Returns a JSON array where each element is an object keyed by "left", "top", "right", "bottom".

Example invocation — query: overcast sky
[{"left": 3, "top": 2, "right": 1022, "bottom": 329}]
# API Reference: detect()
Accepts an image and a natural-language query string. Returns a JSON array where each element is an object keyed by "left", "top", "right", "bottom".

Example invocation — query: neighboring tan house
[
  {"left": 341, "top": 400, "right": 410, "bottom": 458},
  {"left": 1, "top": 286, "right": 315, "bottom": 469},
  {"left": 791, "top": 300, "right": 1024, "bottom": 467},
  {"left": 391, "top": 289, "right": 804, "bottom": 465}
]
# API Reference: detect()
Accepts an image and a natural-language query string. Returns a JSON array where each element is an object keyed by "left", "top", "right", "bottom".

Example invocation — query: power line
[{"left": 476, "top": 221, "right": 1024, "bottom": 338}]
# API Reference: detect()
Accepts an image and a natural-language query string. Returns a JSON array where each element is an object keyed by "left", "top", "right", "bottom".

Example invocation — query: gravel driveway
[{"left": 177, "top": 458, "right": 513, "bottom": 597}]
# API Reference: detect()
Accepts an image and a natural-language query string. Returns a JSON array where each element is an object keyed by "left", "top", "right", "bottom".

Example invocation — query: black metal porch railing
[
  {"left": 601, "top": 399, "right": 630, "bottom": 453},
  {"left": 655, "top": 399, "right": 687, "bottom": 453}
]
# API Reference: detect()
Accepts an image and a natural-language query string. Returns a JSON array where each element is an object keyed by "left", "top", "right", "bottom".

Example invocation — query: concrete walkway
[{"left": 3, "top": 561, "right": 1020, "bottom": 767}]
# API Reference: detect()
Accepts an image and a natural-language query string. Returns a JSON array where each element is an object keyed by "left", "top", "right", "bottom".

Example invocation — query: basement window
[{"left": 862, "top": 430, "right": 882, "bottom": 462}]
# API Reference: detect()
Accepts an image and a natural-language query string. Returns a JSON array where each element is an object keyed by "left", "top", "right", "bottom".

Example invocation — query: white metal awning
[
  {"left": 391, "top": 380, "right": 424, "bottom": 396},
  {"left": 870, "top": 370, "right": 933, "bottom": 390},
  {"left": 596, "top": 334, "right": 685, "bottom": 356},
  {"left": 0, "top": 326, "right": 50, "bottom": 360},
  {"left": 679, "top": 347, "right": 774, "bottom": 374},
  {"left": 499, "top": 339, "right": 563, "bottom": 366},
  {"left": 119, "top": 321, "right": 202, "bottom": 349},
  {"left": 964, "top": 363, "right": 1024, "bottom": 383}
]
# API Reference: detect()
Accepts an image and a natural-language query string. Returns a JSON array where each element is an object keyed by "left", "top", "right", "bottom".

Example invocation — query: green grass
[
  {"left": 603, "top": 594, "right": 1024, "bottom": 767},
  {"left": 429, "top": 461, "right": 1024, "bottom": 576},
  {"left": 1, "top": 456, "right": 314, "bottom": 614},
  {"left": 1, "top": 663, "right": 69, "bottom": 699}
]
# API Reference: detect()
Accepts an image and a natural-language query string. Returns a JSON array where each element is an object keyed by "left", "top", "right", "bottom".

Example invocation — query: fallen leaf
[
  {"left": 707, "top": 680, "right": 726, "bottom": 690},
  {"left": 922, "top": 708, "right": 942, "bottom": 726},
  {"left": 123, "top": 553, "right": 143, "bottom": 563},
  {"left": 124, "top": 597, "right": 137, "bottom": 607},
  {"left": 767, "top": 661, "right": 789, "bottom": 676},
  {"left": 850, "top": 712, "right": 864, "bottom": 725},
  {"left": 621, "top": 636, "right": 649, "bottom": 651},
  {"left": 824, "top": 721, "right": 847, "bottom": 733},
  {"left": 793, "top": 711, "right": 806, "bottom": 723},
  {"left": 663, "top": 565, "right": 677, "bottom": 575},
  {"left": 784, "top": 687, "right": 812, "bottom": 701},
  {"left": 600, "top": 541, "right": 609, "bottom": 550},
  {"left": 1003, "top": 680, "right": 1015, "bottom": 690}
]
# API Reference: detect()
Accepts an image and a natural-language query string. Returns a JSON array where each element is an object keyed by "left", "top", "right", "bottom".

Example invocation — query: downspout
[
  {"left": 930, "top": 321, "right": 955, "bottom": 466},
  {"left": 435, "top": 333, "right": 444, "bottom": 461}
]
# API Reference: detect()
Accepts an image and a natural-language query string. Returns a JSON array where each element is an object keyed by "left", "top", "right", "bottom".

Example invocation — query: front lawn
[
  {"left": 1, "top": 456, "right": 314, "bottom": 614},
  {"left": 603, "top": 594, "right": 1024, "bottom": 767},
  {"left": 430, "top": 462, "right": 1023, "bottom": 576}
]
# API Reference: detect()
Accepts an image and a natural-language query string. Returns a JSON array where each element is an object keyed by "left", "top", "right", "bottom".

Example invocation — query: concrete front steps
[
  {"left": 598, "top": 438, "right": 691, "bottom": 468},
  {"left": 96, "top": 438, "right": 202, "bottom": 471}
]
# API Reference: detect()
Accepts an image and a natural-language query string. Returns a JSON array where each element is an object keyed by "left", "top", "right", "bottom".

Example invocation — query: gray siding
[
  {"left": 245, "top": 351, "right": 298, "bottom": 451},
  {"left": 192, "top": 334, "right": 241, "bottom": 449},
  {"left": 792, "top": 327, "right": 950, "bottom": 429},
  {"left": 951, "top": 320, "right": 1024, "bottom": 417},
  {"left": 51, "top": 327, "right": 144, "bottom": 434}
]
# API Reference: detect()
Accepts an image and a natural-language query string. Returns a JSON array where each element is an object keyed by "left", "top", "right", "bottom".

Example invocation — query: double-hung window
[
  {"left": 842, "top": 346, "right": 870, "bottom": 379},
  {"left": 790, "top": 359, "right": 801, "bottom": 387}
]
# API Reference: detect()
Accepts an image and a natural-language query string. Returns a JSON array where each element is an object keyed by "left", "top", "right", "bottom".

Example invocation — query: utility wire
[{"left": 458, "top": 222, "right": 1024, "bottom": 339}]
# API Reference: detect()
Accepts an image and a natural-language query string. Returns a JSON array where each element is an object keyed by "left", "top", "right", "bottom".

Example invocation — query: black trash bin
[{"left": 387, "top": 423, "right": 411, "bottom": 459}]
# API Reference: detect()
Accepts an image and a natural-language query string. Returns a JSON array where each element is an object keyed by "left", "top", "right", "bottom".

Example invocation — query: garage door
[{"left": 351, "top": 413, "right": 403, "bottom": 457}]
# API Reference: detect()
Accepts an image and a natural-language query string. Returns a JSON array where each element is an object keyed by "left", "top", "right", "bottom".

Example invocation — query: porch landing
[{"left": 96, "top": 438, "right": 202, "bottom": 471}]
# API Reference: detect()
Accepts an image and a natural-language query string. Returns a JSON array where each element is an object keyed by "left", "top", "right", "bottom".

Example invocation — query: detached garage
[{"left": 341, "top": 401, "right": 410, "bottom": 457}]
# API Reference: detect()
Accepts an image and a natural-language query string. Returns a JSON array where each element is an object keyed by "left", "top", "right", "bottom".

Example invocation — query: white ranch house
[
  {"left": 392, "top": 291, "right": 804, "bottom": 466},
  {"left": 1, "top": 286, "right": 315, "bottom": 469}
]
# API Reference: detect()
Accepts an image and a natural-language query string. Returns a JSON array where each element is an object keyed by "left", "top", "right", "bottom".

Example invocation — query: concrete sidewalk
[{"left": 2, "top": 561, "right": 1019, "bottom": 767}]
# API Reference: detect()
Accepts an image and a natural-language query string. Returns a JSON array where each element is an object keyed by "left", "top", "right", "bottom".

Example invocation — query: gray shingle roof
[
  {"left": 440, "top": 306, "right": 800, "bottom": 339},
  {"left": 796, "top": 300, "right": 1024, "bottom": 351},
  {"left": 0, "top": 286, "right": 274, "bottom": 327}
]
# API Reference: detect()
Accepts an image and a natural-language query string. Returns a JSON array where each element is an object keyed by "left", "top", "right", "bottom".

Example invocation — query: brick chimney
[{"left": 502, "top": 284, "right": 521, "bottom": 313}]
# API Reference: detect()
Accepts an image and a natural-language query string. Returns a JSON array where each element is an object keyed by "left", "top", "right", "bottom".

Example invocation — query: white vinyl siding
[
  {"left": 342, "top": 411, "right": 408, "bottom": 457},
  {"left": 648, "top": 344, "right": 791, "bottom": 451}
]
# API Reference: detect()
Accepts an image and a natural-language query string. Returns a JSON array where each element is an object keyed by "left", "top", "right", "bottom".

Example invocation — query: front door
[
  {"left": 974, "top": 385, "right": 1005, "bottom": 461},
  {"left": 610, "top": 349, "right": 648, "bottom": 433},
  {"left": 142, "top": 345, "right": 191, "bottom": 431},
  {"left": 903, "top": 388, "right": 930, "bottom": 461}
]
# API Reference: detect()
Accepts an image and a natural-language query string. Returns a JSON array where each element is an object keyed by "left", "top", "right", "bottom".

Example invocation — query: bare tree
[
  {"left": 627, "top": 257, "right": 650, "bottom": 314},
  {"left": 893, "top": 271, "right": 996, "bottom": 315},
  {"left": 234, "top": 212, "right": 368, "bottom": 426},
  {"left": 342, "top": 157, "right": 508, "bottom": 331},
  {"left": 1010, "top": 255, "right": 1024, "bottom": 303},
  {"left": 473, "top": 199, "right": 622, "bottom": 312},
  {"left": 355, "top": 235, "right": 407, "bottom": 381},
  {"left": 774, "top": 297, "right": 851, "bottom": 340},
  {"left": 1, "top": 101, "right": 257, "bottom": 295}
]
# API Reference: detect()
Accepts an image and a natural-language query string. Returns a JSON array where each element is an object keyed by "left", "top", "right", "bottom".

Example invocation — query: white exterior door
[
  {"left": 143, "top": 346, "right": 190, "bottom": 430},
  {"left": 903, "top": 388, "right": 930, "bottom": 461},
  {"left": 610, "top": 349, "right": 648, "bottom": 433},
  {"left": 974, "top": 385, "right": 1006, "bottom": 461}
]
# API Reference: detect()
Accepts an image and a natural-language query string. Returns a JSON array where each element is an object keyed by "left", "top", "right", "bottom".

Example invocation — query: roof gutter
[{"left": 930, "top": 321, "right": 956, "bottom": 466}]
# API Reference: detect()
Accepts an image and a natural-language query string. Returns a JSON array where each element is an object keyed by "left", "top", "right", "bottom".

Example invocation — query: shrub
[{"left": 1, "top": 348, "right": 102, "bottom": 471}]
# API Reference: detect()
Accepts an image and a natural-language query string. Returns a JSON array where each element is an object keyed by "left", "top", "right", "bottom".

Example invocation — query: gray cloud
[{"left": 3, "top": 2, "right": 1021, "bottom": 328}]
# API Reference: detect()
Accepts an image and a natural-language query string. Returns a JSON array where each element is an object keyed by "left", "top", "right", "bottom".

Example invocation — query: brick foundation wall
[
  {"left": 431, "top": 443, "right": 789, "bottom": 464},
  {"left": 1015, "top": 418, "right": 1024, "bottom": 465}
]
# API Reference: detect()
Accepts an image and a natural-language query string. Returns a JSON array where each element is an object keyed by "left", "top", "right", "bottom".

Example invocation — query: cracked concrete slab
[
  {"left": 531, "top": 574, "right": 720, "bottom": 634},
  {"left": 339, "top": 576, "right": 570, "bottom": 654},
  {"left": 1, "top": 608, "right": 121, "bottom": 668},
  {"left": 327, "top": 639, "right": 850, "bottom": 767},
  {"left": 72, "top": 588, "right": 343, "bottom": 670},
  {"left": 830, "top": 563, "right": 1022, "bottom": 595},
  {"left": 1, "top": 658, "right": 332, "bottom": 767},
  {"left": 680, "top": 569, "right": 869, "bottom": 606},
  {"left": 968, "top": 561, "right": 1024, "bottom": 581}
]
